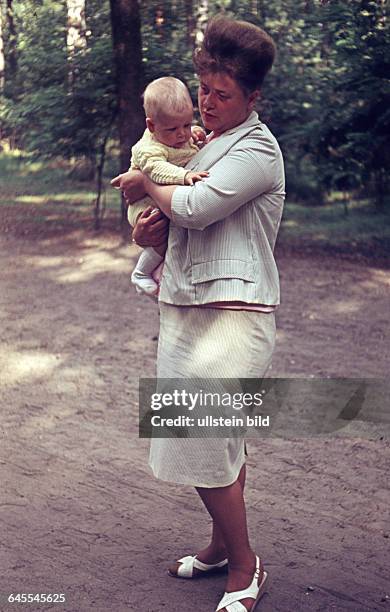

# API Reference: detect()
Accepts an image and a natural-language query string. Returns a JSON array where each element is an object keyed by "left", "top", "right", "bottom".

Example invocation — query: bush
[{"left": 285, "top": 159, "right": 326, "bottom": 206}]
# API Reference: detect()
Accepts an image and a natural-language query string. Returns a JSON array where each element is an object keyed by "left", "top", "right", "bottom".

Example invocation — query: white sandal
[
  {"left": 215, "top": 556, "right": 267, "bottom": 612},
  {"left": 168, "top": 554, "right": 228, "bottom": 578}
]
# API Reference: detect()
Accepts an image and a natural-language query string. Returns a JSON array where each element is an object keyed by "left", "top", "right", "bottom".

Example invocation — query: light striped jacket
[{"left": 158, "top": 111, "right": 285, "bottom": 306}]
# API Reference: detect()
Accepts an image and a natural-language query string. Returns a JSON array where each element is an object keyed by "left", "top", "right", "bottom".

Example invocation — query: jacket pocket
[{"left": 191, "top": 260, "right": 256, "bottom": 284}]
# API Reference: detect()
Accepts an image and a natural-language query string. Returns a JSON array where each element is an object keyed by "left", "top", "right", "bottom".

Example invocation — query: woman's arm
[
  {"left": 139, "top": 170, "right": 210, "bottom": 215},
  {"left": 110, "top": 170, "right": 147, "bottom": 202},
  {"left": 142, "top": 177, "right": 176, "bottom": 219},
  {"left": 144, "top": 132, "right": 281, "bottom": 231},
  {"left": 110, "top": 171, "right": 170, "bottom": 247},
  {"left": 114, "top": 133, "right": 278, "bottom": 232},
  {"left": 111, "top": 169, "right": 176, "bottom": 219},
  {"left": 169, "top": 135, "right": 279, "bottom": 230}
]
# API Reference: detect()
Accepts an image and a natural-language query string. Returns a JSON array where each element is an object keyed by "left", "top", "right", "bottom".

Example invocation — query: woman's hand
[
  {"left": 110, "top": 169, "right": 146, "bottom": 204},
  {"left": 132, "top": 206, "right": 169, "bottom": 248}
]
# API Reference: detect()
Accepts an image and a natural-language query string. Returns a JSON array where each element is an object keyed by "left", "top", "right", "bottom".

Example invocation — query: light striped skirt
[{"left": 149, "top": 303, "right": 276, "bottom": 488}]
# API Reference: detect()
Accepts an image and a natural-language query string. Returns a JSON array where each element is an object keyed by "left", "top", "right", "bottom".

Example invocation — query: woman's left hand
[
  {"left": 132, "top": 206, "right": 169, "bottom": 247},
  {"left": 110, "top": 169, "right": 146, "bottom": 204}
]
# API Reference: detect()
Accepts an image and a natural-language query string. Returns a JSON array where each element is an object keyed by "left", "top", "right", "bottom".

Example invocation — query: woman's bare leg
[
  {"left": 238, "top": 462, "right": 247, "bottom": 489},
  {"left": 196, "top": 463, "right": 247, "bottom": 561},
  {"left": 196, "top": 465, "right": 263, "bottom": 612},
  {"left": 168, "top": 464, "right": 247, "bottom": 576}
]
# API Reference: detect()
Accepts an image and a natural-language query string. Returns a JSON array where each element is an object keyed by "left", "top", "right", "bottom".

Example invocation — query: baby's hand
[
  {"left": 184, "top": 170, "right": 209, "bottom": 185},
  {"left": 191, "top": 125, "right": 207, "bottom": 145}
]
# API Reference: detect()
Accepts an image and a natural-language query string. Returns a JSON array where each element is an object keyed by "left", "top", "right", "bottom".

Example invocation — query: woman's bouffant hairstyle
[{"left": 193, "top": 16, "right": 276, "bottom": 94}]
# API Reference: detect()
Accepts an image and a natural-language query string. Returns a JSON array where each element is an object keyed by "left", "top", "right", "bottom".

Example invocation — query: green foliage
[
  {"left": 1, "top": 0, "right": 389, "bottom": 214},
  {"left": 0, "top": 149, "right": 121, "bottom": 236},
  {"left": 1, "top": 148, "right": 388, "bottom": 258},
  {"left": 221, "top": 0, "right": 390, "bottom": 209},
  {"left": 310, "top": 0, "right": 390, "bottom": 206},
  {"left": 1, "top": 0, "right": 116, "bottom": 164},
  {"left": 279, "top": 197, "right": 390, "bottom": 258},
  {"left": 140, "top": 1, "right": 234, "bottom": 101},
  {"left": 4, "top": 1, "right": 67, "bottom": 98}
]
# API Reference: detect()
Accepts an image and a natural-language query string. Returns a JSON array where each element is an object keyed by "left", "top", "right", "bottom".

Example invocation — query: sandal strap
[
  {"left": 219, "top": 602, "right": 247, "bottom": 612},
  {"left": 194, "top": 557, "right": 228, "bottom": 571},
  {"left": 216, "top": 556, "right": 264, "bottom": 611},
  {"left": 216, "top": 586, "right": 257, "bottom": 611},
  {"left": 177, "top": 555, "right": 197, "bottom": 577},
  {"left": 176, "top": 555, "right": 228, "bottom": 578}
]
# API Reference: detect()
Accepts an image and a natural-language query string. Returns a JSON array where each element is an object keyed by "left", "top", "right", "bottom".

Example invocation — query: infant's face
[{"left": 152, "top": 108, "right": 193, "bottom": 149}]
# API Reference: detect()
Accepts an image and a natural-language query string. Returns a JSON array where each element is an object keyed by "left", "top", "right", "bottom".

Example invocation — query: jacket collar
[
  {"left": 186, "top": 112, "right": 262, "bottom": 171},
  {"left": 218, "top": 111, "right": 262, "bottom": 137}
]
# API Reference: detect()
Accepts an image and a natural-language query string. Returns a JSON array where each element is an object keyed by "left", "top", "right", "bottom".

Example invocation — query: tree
[
  {"left": 5, "top": 0, "right": 16, "bottom": 80},
  {"left": 0, "top": 4, "right": 4, "bottom": 93},
  {"left": 109, "top": 0, "right": 145, "bottom": 224},
  {"left": 184, "top": 0, "right": 196, "bottom": 45},
  {"left": 66, "top": 0, "right": 87, "bottom": 85},
  {"left": 309, "top": 0, "right": 390, "bottom": 207},
  {"left": 1, "top": 2, "right": 116, "bottom": 192},
  {"left": 0, "top": 0, "right": 387, "bottom": 220}
]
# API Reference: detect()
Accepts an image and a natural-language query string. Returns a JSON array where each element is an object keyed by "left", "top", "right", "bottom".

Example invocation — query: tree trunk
[
  {"left": 6, "top": 0, "right": 17, "bottom": 80},
  {"left": 109, "top": 0, "right": 145, "bottom": 225},
  {"left": 184, "top": 0, "right": 196, "bottom": 45},
  {"left": 195, "top": 0, "right": 208, "bottom": 45},
  {"left": 250, "top": 0, "right": 259, "bottom": 16},
  {"left": 66, "top": 0, "right": 87, "bottom": 85},
  {"left": 257, "top": 1, "right": 267, "bottom": 24},
  {"left": 94, "top": 108, "right": 117, "bottom": 230},
  {"left": 0, "top": 6, "right": 4, "bottom": 93}
]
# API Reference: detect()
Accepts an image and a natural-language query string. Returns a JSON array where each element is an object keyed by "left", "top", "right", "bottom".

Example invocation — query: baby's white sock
[{"left": 131, "top": 247, "right": 164, "bottom": 296}]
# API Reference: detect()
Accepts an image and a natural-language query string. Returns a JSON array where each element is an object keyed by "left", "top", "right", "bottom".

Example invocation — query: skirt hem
[{"left": 148, "top": 456, "right": 247, "bottom": 489}]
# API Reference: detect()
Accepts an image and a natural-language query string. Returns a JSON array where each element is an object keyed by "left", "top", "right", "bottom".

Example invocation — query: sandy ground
[{"left": 0, "top": 228, "right": 389, "bottom": 612}]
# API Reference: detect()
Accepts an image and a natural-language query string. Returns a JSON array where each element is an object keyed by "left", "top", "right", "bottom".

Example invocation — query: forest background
[
  {"left": 2, "top": 5, "right": 390, "bottom": 610},
  {"left": 0, "top": 0, "right": 389, "bottom": 258}
]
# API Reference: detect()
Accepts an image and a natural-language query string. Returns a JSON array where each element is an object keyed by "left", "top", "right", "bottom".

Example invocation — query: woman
[{"left": 113, "top": 16, "right": 285, "bottom": 612}]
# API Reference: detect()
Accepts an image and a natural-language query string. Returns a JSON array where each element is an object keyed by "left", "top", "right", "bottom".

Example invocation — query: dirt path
[{"left": 1, "top": 230, "right": 389, "bottom": 612}]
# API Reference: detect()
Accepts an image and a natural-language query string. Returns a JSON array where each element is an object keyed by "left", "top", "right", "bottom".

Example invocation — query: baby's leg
[{"left": 131, "top": 247, "right": 164, "bottom": 296}]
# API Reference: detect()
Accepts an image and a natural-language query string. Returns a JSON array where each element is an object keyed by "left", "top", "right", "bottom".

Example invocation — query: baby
[{"left": 125, "top": 77, "right": 207, "bottom": 296}]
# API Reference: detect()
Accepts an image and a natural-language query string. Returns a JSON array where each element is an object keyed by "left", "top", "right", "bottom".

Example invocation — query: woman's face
[{"left": 198, "top": 72, "right": 258, "bottom": 137}]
